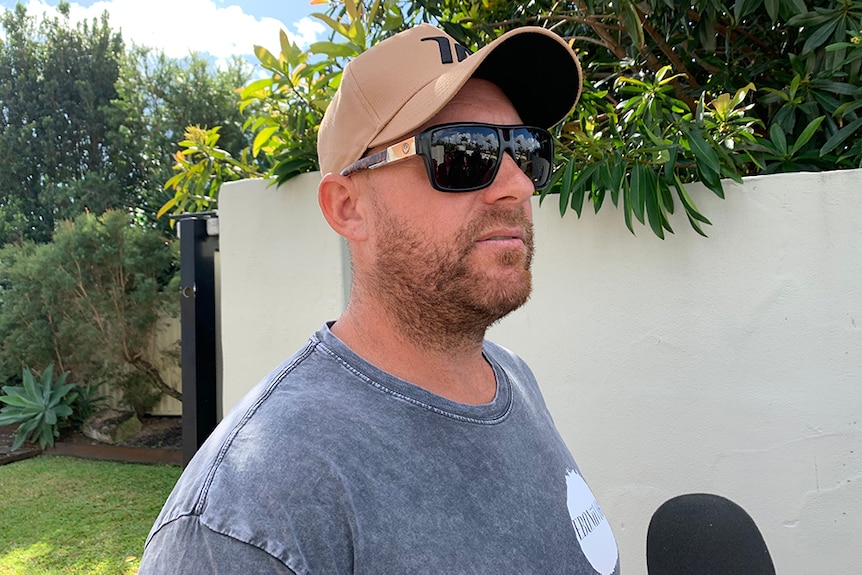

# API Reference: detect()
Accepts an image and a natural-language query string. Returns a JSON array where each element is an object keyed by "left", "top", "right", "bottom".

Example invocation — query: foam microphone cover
[{"left": 646, "top": 493, "right": 776, "bottom": 575}]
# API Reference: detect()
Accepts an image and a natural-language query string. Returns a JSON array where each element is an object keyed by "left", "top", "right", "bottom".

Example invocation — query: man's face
[{"left": 357, "top": 79, "right": 537, "bottom": 346}]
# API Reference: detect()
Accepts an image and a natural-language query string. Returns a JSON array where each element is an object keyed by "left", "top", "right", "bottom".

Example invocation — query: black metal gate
[{"left": 176, "top": 213, "right": 219, "bottom": 467}]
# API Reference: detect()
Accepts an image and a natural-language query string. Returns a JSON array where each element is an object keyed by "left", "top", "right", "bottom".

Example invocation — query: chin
[{"left": 475, "top": 269, "right": 532, "bottom": 320}]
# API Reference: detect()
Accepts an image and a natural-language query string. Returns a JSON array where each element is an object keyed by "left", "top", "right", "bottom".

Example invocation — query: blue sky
[{"left": 0, "top": 0, "right": 327, "bottom": 61}]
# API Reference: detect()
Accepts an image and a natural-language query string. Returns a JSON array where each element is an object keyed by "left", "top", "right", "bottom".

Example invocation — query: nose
[{"left": 481, "top": 152, "right": 535, "bottom": 206}]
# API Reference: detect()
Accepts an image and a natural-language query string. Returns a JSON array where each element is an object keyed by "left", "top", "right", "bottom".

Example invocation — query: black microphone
[{"left": 646, "top": 493, "right": 776, "bottom": 575}]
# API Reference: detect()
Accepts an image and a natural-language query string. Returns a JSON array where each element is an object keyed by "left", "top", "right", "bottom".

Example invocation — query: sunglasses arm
[{"left": 339, "top": 136, "right": 418, "bottom": 176}]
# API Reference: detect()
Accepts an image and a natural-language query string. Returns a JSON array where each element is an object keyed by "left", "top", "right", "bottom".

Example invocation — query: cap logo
[{"left": 420, "top": 36, "right": 472, "bottom": 64}]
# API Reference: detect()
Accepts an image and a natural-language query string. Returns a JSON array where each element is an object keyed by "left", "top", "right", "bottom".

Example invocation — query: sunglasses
[{"left": 340, "top": 122, "right": 554, "bottom": 193}]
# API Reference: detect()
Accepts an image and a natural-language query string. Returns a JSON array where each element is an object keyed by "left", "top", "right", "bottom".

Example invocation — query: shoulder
[
  {"left": 146, "top": 335, "right": 360, "bottom": 533},
  {"left": 141, "top": 514, "right": 300, "bottom": 575},
  {"left": 144, "top": 335, "right": 367, "bottom": 572}
]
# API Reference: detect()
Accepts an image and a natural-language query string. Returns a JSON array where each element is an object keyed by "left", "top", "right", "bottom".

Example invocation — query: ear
[{"left": 318, "top": 172, "right": 368, "bottom": 241}]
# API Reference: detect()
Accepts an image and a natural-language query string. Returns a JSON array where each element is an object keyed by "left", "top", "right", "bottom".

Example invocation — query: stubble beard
[{"left": 365, "top": 205, "right": 535, "bottom": 351}]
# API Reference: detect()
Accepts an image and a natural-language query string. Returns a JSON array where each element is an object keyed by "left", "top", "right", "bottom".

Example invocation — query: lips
[{"left": 476, "top": 227, "right": 525, "bottom": 242}]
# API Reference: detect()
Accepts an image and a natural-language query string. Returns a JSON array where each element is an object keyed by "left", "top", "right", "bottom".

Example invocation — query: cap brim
[{"left": 370, "top": 27, "right": 582, "bottom": 149}]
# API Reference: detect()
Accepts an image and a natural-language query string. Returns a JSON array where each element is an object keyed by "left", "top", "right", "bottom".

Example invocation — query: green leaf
[
  {"left": 11, "top": 432, "right": 27, "bottom": 452},
  {"left": 0, "top": 411, "right": 27, "bottom": 425},
  {"left": 343, "top": 0, "right": 359, "bottom": 23},
  {"left": 833, "top": 100, "right": 862, "bottom": 118},
  {"left": 241, "top": 77, "right": 275, "bottom": 96},
  {"left": 660, "top": 179, "right": 675, "bottom": 215},
  {"left": 54, "top": 404, "right": 73, "bottom": 418},
  {"left": 156, "top": 196, "right": 178, "bottom": 219},
  {"left": 783, "top": 0, "right": 810, "bottom": 18},
  {"left": 19, "top": 416, "right": 42, "bottom": 435},
  {"left": 272, "top": 157, "right": 316, "bottom": 184},
  {"left": 657, "top": 72, "right": 686, "bottom": 87},
  {"left": 559, "top": 157, "right": 577, "bottom": 217},
  {"left": 252, "top": 126, "right": 280, "bottom": 157},
  {"left": 253, "top": 45, "right": 280, "bottom": 70},
  {"left": 765, "top": 0, "right": 779, "bottom": 22},
  {"left": 0, "top": 394, "right": 32, "bottom": 408},
  {"left": 310, "top": 41, "right": 360, "bottom": 59},
  {"left": 685, "top": 128, "right": 722, "bottom": 180},
  {"left": 820, "top": 117, "right": 862, "bottom": 155},
  {"left": 622, "top": 181, "right": 636, "bottom": 235},
  {"left": 621, "top": 0, "right": 645, "bottom": 49},
  {"left": 22, "top": 369, "right": 39, "bottom": 401},
  {"left": 698, "top": 13, "right": 717, "bottom": 53},
  {"left": 593, "top": 189, "right": 606, "bottom": 213},
  {"left": 729, "top": 82, "right": 757, "bottom": 110},
  {"left": 41, "top": 364, "right": 55, "bottom": 398},
  {"left": 643, "top": 169, "right": 665, "bottom": 239},
  {"left": 802, "top": 18, "right": 839, "bottom": 54},
  {"left": 538, "top": 164, "right": 561, "bottom": 204},
  {"left": 811, "top": 80, "right": 860, "bottom": 96},
  {"left": 348, "top": 20, "right": 366, "bottom": 48},
  {"left": 368, "top": 0, "right": 381, "bottom": 21},
  {"left": 38, "top": 422, "right": 55, "bottom": 448},
  {"left": 657, "top": 180, "right": 675, "bottom": 234},
  {"left": 609, "top": 160, "right": 623, "bottom": 207},
  {"left": 1, "top": 387, "right": 31, "bottom": 401},
  {"left": 312, "top": 13, "right": 350, "bottom": 39},
  {"left": 787, "top": 11, "right": 831, "bottom": 27},
  {"left": 279, "top": 29, "right": 296, "bottom": 65},
  {"left": 702, "top": 173, "right": 726, "bottom": 200},
  {"left": 382, "top": 13, "right": 403, "bottom": 33},
  {"left": 615, "top": 76, "right": 650, "bottom": 90},
  {"left": 768, "top": 123, "right": 788, "bottom": 156},
  {"left": 674, "top": 173, "right": 713, "bottom": 225},
  {"left": 571, "top": 163, "right": 599, "bottom": 217},
  {"left": 733, "top": 0, "right": 751, "bottom": 22},
  {"left": 48, "top": 383, "right": 77, "bottom": 407},
  {"left": 790, "top": 116, "right": 826, "bottom": 155},
  {"left": 685, "top": 212, "right": 709, "bottom": 238},
  {"left": 630, "top": 164, "right": 647, "bottom": 225}
]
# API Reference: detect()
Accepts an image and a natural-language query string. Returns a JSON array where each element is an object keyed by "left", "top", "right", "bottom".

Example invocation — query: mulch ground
[
  {"left": 0, "top": 425, "right": 40, "bottom": 464},
  {"left": 0, "top": 416, "right": 183, "bottom": 466}
]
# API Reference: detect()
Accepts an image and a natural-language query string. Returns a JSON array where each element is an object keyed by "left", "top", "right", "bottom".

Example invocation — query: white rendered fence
[{"left": 217, "top": 169, "right": 862, "bottom": 574}]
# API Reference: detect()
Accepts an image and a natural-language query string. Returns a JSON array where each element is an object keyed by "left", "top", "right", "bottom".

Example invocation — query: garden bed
[
  {"left": 0, "top": 416, "right": 182, "bottom": 466},
  {"left": 0, "top": 425, "right": 40, "bottom": 465}
]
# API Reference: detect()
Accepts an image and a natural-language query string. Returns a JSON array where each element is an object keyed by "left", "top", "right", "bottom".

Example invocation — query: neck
[{"left": 331, "top": 299, "right": 496, "bottom": 405}]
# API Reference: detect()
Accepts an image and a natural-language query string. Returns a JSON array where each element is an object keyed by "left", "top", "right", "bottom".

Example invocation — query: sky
[{"left": 0, "top": 0, "right": 328, "bottom": 62}]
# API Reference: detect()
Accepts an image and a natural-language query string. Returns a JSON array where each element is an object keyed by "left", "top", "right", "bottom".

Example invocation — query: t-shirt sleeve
[{"left": 138, "top": 515, "right": 299, "bottom": 575}]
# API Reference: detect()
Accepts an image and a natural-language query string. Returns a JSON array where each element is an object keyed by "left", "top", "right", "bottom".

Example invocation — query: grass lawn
[{"left": 0, "top": 455, "right": 181, "bottom": 575}]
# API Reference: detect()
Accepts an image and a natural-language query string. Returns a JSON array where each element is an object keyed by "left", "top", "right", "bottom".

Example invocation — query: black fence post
[{"left": 177, "top": 214, "right": 219, "bottom": 467}]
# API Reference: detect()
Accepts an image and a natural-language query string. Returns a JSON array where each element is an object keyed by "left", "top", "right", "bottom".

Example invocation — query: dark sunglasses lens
[
  {"left": 428, "top": 126, "right": 499, "bottom": 191},
  {"left": 512, "top": 128, "right": 553, "bottom": 189}
]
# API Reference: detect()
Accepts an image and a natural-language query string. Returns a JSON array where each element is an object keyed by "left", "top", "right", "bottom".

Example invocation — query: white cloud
[
  {"left": 1, "top": 0, "right": 324, "bottom": 60},
  {"left": 292, "top": 17, "right": 326, "bottom": 49}
]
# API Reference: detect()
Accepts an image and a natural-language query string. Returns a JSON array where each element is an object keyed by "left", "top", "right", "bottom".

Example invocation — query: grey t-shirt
[{"left": 139, "top": 324, "right": 619, "bottom": 574}]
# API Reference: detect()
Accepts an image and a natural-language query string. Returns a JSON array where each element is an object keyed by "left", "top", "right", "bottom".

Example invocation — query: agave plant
[{"left": 0, "top": 364, "right": 78, "bottom": 451}]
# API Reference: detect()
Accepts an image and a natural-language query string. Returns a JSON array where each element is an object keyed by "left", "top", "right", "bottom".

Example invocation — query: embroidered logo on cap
[{"left": 421, "top": 36, "right": 472, "bottom": 64}]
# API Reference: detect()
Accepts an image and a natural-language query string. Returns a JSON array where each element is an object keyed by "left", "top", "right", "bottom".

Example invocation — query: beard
[{"left": 364, "top": 204, "right": 534, "bottom": 350}]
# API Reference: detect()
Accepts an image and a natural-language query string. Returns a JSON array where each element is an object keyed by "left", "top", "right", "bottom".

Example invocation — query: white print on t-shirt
[{"left": 565, "top": 469, "right": 618, "bottom": 575}]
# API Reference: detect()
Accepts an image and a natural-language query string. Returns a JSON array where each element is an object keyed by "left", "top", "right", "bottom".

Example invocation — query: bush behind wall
[{"left": 0, "top": 210, "right": 179, "bottom": 417}]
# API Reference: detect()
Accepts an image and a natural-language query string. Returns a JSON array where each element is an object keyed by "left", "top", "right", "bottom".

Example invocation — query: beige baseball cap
[{"left": 317, "top": 23, "right": 582, "bottom": 176}]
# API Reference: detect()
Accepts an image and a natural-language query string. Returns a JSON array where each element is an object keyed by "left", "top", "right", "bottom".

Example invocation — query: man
[{"left": 139, "top": 23, "right": 619, "bottom": 574}]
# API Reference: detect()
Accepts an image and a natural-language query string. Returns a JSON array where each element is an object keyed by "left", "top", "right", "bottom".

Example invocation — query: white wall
[
  {"left": 217, "top": 173, "right": 348, "bottom": 412},
  {"left": 218, "top": 170, "right": 862, "bottom": 574}
]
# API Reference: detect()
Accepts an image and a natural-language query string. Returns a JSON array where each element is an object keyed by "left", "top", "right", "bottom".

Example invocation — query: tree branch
[
  {"left": 128, "top": 353, "right": 182, "bottom": 402},
  {"left": 641, "top": 16, "right": 700, "bottom": 89}
]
